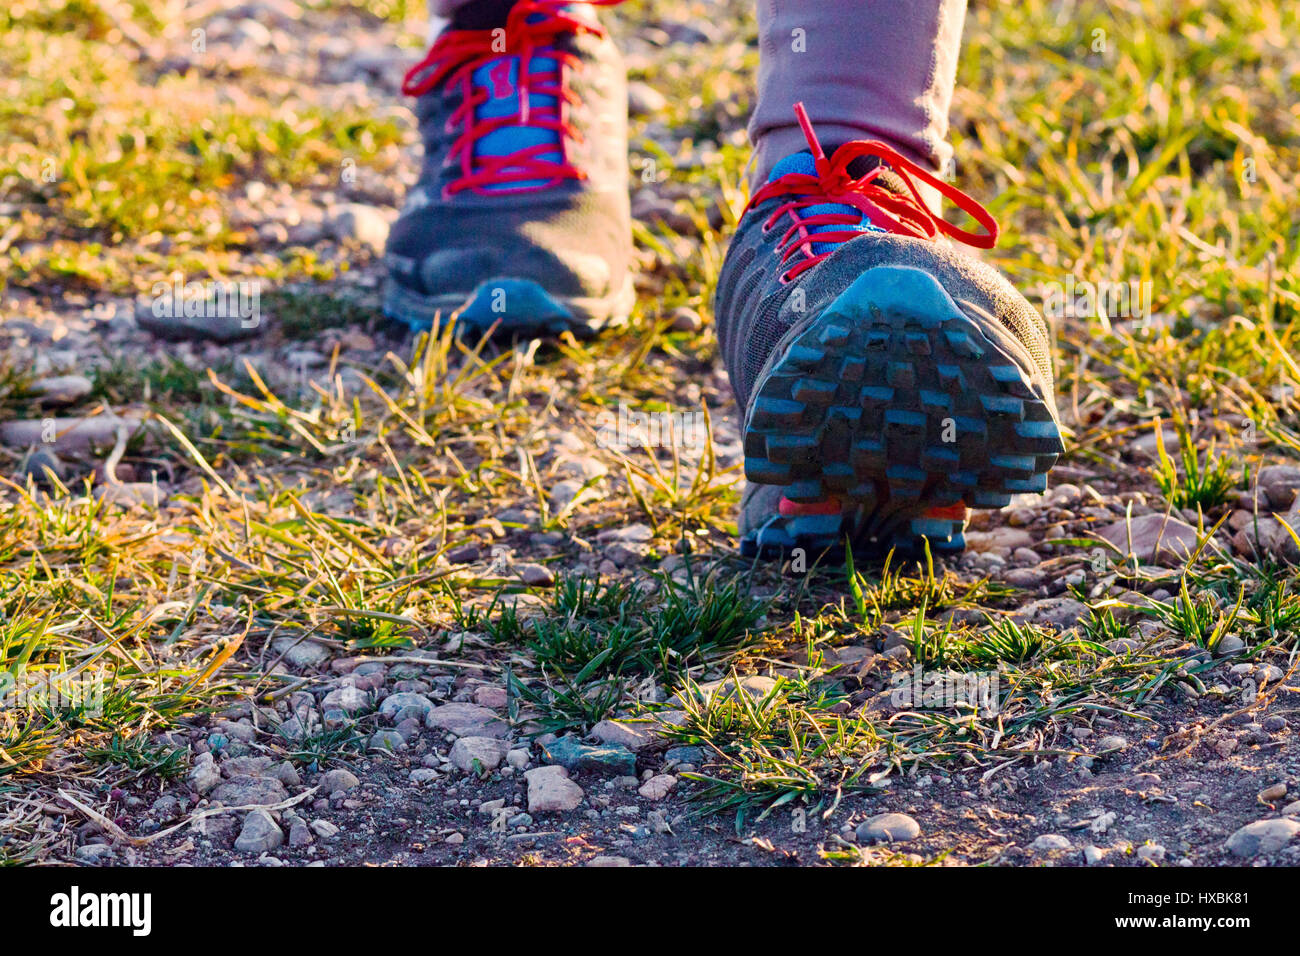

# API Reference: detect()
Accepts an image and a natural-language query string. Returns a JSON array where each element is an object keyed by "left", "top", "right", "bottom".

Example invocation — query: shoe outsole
[
  {"left": 740, "top": 265, "right": 1063, "bottom": 560},
  {"left": 382, "top": 276, "right": 634, "bottom": 339}
]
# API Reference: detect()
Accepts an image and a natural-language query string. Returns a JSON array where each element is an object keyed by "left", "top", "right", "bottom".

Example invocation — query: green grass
[
  {"left": 3, "top": 0, "right": 1300, "bottom": 859},
  {"left": 1151, "top": 417, "right": 1242, "bottom": 511},
  {"left": 506, "top": 567, "right": 767, "bottom": 733},
  {"left": 0, "top": 4, "right": 408, "bottom": 295}
]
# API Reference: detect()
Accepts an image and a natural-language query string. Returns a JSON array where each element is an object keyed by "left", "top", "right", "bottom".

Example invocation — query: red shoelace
[
  {"left": 748, "top": 103, "right": 999, "bottom": 282},
  {"left": 402, "top": 0, "right": 624, "bottom": 196}
]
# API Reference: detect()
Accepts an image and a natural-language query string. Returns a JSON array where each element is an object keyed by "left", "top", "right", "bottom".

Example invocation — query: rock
[
  {"left": 591, "top": 719, "right": 658, "bottom": 751},
  {"left": 472, "top": 685, "right": 508, "bottom": 710},
  {"left": 828, "top": 645, "right": 874, "bottom": 665},
  {"left": 587, "top": 855, "right": 632, "bottom": 867},
  {"left": 1098, "top": 513, "right": 1201, "bottom": 564},
  {"left": 195, "top": 815, "right": 240, "bottom": 845},
  {"left": 1002, "top": 567, "right": 1046, "bottom": 589},
  {"left": 856, "top": 812, "right": 921, "bottom": 844},
  {"left": 1137, "top": 843, "right": 1166, "bottom": 863},
  {"left": 232, "top": 18, "right": 273, "bottom": 49},
  {"left": 663, "top": 745, "right": 704, "bottom": 768},
  {"left": 321, "top": 685, "right": 369, "bottom": 714},
  {"left": 669, "top": 306, "right": 703, "bottom": 332},
  {"left": 632, "top": 195, "right": 696, "bottom": 233},
  {"left": 1259, "top": 783, "right": 1287, "bottom": 802},
  {"left": 133, "top": 297, "right": 263, "bottom": 343},
  {"left": 1046, "top": 483, "right": 1082, "bottom": 507},
  {"left": 269, "top": 762, "right": 301, "bottom": 788},
  {"left": 541, "top": 736, "right": 637, "bottom": 777},
  {"left": 450, "top": 736, "right": 510, "bottom": 773},
  {"left": 1226, "top": 508, "right": 1255, "bottom": 534},
  {"left": 547, "top": 479, "right": 591, "bottom": 513},
  {"left": 221, "top": 755, "right": 273, "bottom": 777},
  {"left": 662, "top": 19, "right": 719, "bottom": 44},
  {"left": 595, "top": 524, "right": 654, "bottom": 546},
  {"left": 965, "top": 527, "right": 1035, "bottom": 553},
  {"left": 1082, "top": 845, "right": 1105, "bottom": 865},
  {"left": 524, "top": 765, "right": 585, "bottom": 813},
  {"left": 1012, "top": 597, "right": 1088, "bottom": 629},
  {"left": 1028, "top": 833, "right": 1072, "bottom": 853},
  {"left": 20, "top": 448, "right": 65, "bottom": 485},
  {"left": 75, "top": 844, "right": 116, "bottom": 864},
  {"left": 1213, "top": 634, "right": 1245, "bottom": 656},
  {"left": 638, "top": 774, "right": 676, "bottom": 800},
  {"left": 337, "top": 329, "right": 375, "bottom": 352},
  {"left": 605, "top": 543, "right": 646, "bottom": 567},
  {"left": 497, "top": 507, "right": 537, "bottom": 526},
  {"left": 272, "top": 636, "right": 331, "bottom": 668},
  {"left": 368, "top": 730, "right": 406, "bottom": 752},
  {"left": 445, "top": 832, "right": 465, "bottom": 845},
  {"left": 310, "top": 819, "right": 340, "bottom": 839},
  {"left": 446, "top": 544, "right": 480, "bottom": 564},
  {"left": 627, "top": 80, "right": 667, "bottom": 116},
  {"left": 507, "top": 749, "right": 530, "bottom": 770},
  {"left": 1225, "top": 818, "right": 1300, "bottom": 857},
  {"left": 188, "top": 753, "right": 222, "bottom": 794},
  {"left": 1281, "top": 801, "right": 1300, "bottom": 817},
  {"left": 1257, "top": 465, "right": 1300, "bottom": 510},
  {"left": 425, "top": 702, "right": 510, "bottom": 738},
  {"left": 288, "top": 819, "right": 314, "bottom": 847},
  {"left": 1128, "top": 427, "right": 1180, "bottom": 458},
  {"left": 210, "top": 775, "right": 288, "bottom": 807},
  {"left": 516, "top": 563, "right": 555, "bottom": 587},
  {"left": 378, "top": 692, "right": 436, "bottom": 722},
  {"left": 0, "top": 414, "right": 145, "bottom": 452},
  {"left": 285, "top": 348, "right": 326, "bottom": 369},
  {"left": 410, "top": 768, "right": 439, "bottom": 784},
  {"left": 1231, "top": 518, "right": 1298, "bottom": 562},
  {"left": 30, "top": 374, "right": 92, "bottom": 406},
  {"left": 327, "top": 203, "right": 390, "bottom": 252},
  {"left": 1095, "top": 735, "right": 1129, "bottom": 754},
  {"left": 234, "top": 809, "right": 283, "bottom": 854},
  {"left": 275, "top": 715, "right": 309, "bottom": 741},
  {"left": 554, "top": 455, "right": 609, "bottom": 482},
  {"left": 319, "top": 768, "right": 360, "bottom": 794}
]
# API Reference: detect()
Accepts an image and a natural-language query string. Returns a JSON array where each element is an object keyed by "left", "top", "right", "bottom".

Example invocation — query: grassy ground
[{"left": 1, "top": 0, "right": 1299, "bottom": 866}]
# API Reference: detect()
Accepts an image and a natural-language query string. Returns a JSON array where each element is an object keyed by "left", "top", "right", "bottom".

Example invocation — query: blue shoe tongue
[
  {"left": 768, "top": 150, "right": 818, "bottom": 181},
  {"left": 471, "top": 55, "right": 562, "bottom": 187},
  {"left": 766, "top": 150, "right": 885, "bottom": 254},
  {"left": 470, "top": 10, "right": 569, "bottom": 191}
]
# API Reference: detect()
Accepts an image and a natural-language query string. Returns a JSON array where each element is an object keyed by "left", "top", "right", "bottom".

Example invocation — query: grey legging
[{"left": 428, "top": 0, "right": 966, "bottom": 197}]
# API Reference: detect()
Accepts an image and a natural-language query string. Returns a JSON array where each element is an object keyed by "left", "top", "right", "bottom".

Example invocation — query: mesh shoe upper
[
  {"left": 716, "top": 111, "right": 1055, "bottom": 416},
  {"left": 385, "top": 1, "right": 631, "bottom": 313}
]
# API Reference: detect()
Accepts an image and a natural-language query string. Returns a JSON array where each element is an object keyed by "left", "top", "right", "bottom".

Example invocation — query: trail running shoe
[
  {"left": 720, "top": 104, "right": 1064, "bottom": 560},
  {"left": 383, "top": 0, "right": 633, "bottom": 337}
]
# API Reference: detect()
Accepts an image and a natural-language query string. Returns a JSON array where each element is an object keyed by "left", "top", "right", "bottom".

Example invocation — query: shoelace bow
[
  {"left": 402, "top": 0, "right": 625, "bottom": 195},
  {"left": 748, "top": 103, "right": 999, "bottom": 282}
]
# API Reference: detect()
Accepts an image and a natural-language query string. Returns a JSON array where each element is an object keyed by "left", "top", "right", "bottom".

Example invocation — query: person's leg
[
  {"left": 383, "top": 0, "right": 633, "bottom": 337},
  {"left": 429, "top": 0, "right": 515, "bottom": 23},
  {"left": 720, "top": 0, "right": 1062, "bottom": 560},
  {"left": 428, "top": 0, "right": 482, "bottom": 14},
  {"left": 750, "top": 0, "right": 966, "bottom": 208}
]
